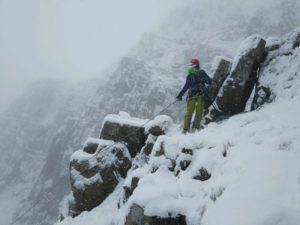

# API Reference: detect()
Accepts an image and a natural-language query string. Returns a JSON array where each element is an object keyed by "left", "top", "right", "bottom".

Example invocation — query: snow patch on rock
[{"left": 102, "top": 111, "right": 148, "bottom": 129}]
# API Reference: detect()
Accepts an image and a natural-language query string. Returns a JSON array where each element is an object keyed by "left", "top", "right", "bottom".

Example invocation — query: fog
[
  {"left": 0, "top": 0, "right": 187, "bottom": 112},
  {"left": 0, "top": 0, "right": 299, "bottom": 112}
]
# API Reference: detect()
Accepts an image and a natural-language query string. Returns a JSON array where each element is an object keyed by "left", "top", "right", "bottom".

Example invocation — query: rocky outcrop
[
  {"left": 151, "top": 140, "right": 195, "bottom": 175},
  {"left": 204, "top": 56, "right": 232, "bottom": 108},
  {"left": 122, "top": 177, "right": 140, "bottom": 204},
  {"left": 292, "top": 29, "right": 300, "bottom": 49},
  {"left": 141, "top": 135, "right": 157, "bottom": 156},
  {"left": 205, "top": 36, "right": 266, "bottom": 124},
  {"left": 193, "top": 168, "right": 211, "bottom": 181},
  {"left": 145, "top": 115, "right": 174, "bottom": 136},
  {"left": 251, "top": 28, "right": 300, "bottom": 110},
  {"left": 69, "top": 138, "right": 131, "bottom": 217},
  {"left": 251, "top": 85, "right": 271, "bottom": 110},
  {"left": 125, "top": 204, "right": 187, "bottom": 225},
  {"left": 265, "top": 38, "right": 282, "bottom": 52},
  {"left": 68, "top": 112, "right": 174, "bottom": 218},
  {"left": 176, "top": 148, "right": 193, "bottom": 174},
  {"left": 100, "top": 112, "right": 147, "bottom": 157},
  {"left": 82, "top": 139, "right": 99, "bottom": 154}
]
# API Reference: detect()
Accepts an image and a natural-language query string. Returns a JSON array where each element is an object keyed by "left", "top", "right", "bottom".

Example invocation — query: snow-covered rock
[
  {"left": 100, "top": 112, "right": 148, "bottom": 157},
  {"left": 141, "top": 135, "right": 158, "bottom": 156},
  {"left": 145, "top": 115, "right": 174, "bottom": 136},
  {"left": 122, "top": 177, "right": 140, "bottom": 205},
  {"left": 252, "top": 27, "right": 300, "bottom": 110},
  {"left": 69, "top": 138, "right": 131, "bottom": 217},
  {"left": 205, "top": 36, "right": 266, "bottom": 123},
  {"left": 204, "top": 56, "right": 232, "bottom": 108},
  {"left": 125, "top": 203, "right": 186, "bottom": 225},
  {"left": 251, "top": 85, "right": 272, "bottom": 110},
  {"left": 292, "top": 28, "right": 300, "bottom": 49}
]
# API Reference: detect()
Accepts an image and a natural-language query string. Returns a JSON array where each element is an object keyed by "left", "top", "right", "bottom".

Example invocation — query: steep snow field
[{"left": 56, "top": 32, "right": 300, "bottom": 225}]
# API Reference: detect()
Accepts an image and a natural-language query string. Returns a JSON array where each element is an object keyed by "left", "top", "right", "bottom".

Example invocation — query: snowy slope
[{"left": 1, "top": 1, "right": 300, "bottom": 224}]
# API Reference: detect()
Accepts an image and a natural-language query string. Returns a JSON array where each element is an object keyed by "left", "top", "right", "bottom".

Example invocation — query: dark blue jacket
[{"left": 177, "top": 68, "right": 212, "bottom": 99}]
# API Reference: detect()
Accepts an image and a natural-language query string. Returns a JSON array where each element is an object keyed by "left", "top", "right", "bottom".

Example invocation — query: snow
[
  {"left": 71, "top": 140, "right": 130, "bottom": 169},
  {"left": 209, "top": 56, "right": 232, "bottom": 74},
  {"left": 102, "top": 111, "right": 148, "bottom": 128},
  {"left": 84, "top": 137, "right": 114, "bottom": 147},
  {"left": 55, "top": 28, "right": 300, "bottom": 225},
  {"left": 71, "top": 149, "right": 97, "bottom": 163},
  {"left": 259, "top": 32, "right": 300, "bottom": 101},
  {"left": 231, "top": 35, "right": 265, "bottom": 72},
  {"left": 122, "top": 96, "right": 300, "bottom": 225},
  {"left": 265, "top": 36, "right": 282, "bottom": 49},
  {"left": 144, "top": 115, "right": 174, "bottom": 134},
  {"left": 88, "top": 117, "right": 299, "bottom": 221},
  {"left": 57, "top": 183, "right": 123, "bottom": 225},
  {"left": 70, "top": 137, "right": 131, "bottom": 191},
  {"left": 71, "top": 169, "right": 103, "bottom": 191}
]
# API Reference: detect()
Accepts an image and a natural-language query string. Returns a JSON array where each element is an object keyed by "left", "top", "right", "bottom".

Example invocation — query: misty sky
[{"left": 0, "top": 0, "right": 186, "bottom": 111}]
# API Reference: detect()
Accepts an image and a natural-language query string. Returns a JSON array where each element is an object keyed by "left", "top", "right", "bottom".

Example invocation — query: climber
[{"left": 176, "top": 58, "right": 212, "bottom": 133}]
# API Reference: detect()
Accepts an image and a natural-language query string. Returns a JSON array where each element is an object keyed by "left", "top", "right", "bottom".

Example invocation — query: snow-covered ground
[{"left": 55, "top": 31, "right": 300, "bottom": 225}]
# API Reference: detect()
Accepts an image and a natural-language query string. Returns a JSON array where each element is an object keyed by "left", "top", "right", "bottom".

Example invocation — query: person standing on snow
[{"left": 176, "top": 58, "right": 212, "bottom": 133}]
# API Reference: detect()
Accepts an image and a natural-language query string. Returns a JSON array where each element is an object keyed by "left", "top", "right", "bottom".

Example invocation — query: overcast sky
[{"left": 0, "top": 0, "right": 187, "bottom": 112}]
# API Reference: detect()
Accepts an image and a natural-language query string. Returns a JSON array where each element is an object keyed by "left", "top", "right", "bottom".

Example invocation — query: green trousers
[{"left": 183, "top": 96, "right": 204, "bottom": 131}]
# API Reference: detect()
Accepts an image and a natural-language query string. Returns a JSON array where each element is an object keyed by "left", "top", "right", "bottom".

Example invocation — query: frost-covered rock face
[
  {"left": 205, "top": 36, "right": 266, "bottom": 123},
  {"left": 69, "top": 138, "right": 131, "bottom": 216}
]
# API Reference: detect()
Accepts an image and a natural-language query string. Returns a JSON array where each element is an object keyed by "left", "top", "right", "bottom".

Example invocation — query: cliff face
[{"left": 58, "top": 28, "right": 300, "bottom": 225}]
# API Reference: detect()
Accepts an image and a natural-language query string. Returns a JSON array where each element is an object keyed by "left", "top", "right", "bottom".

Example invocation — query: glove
[{"left": 176, "top": 96, "right": 183, "bottom": 101}]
